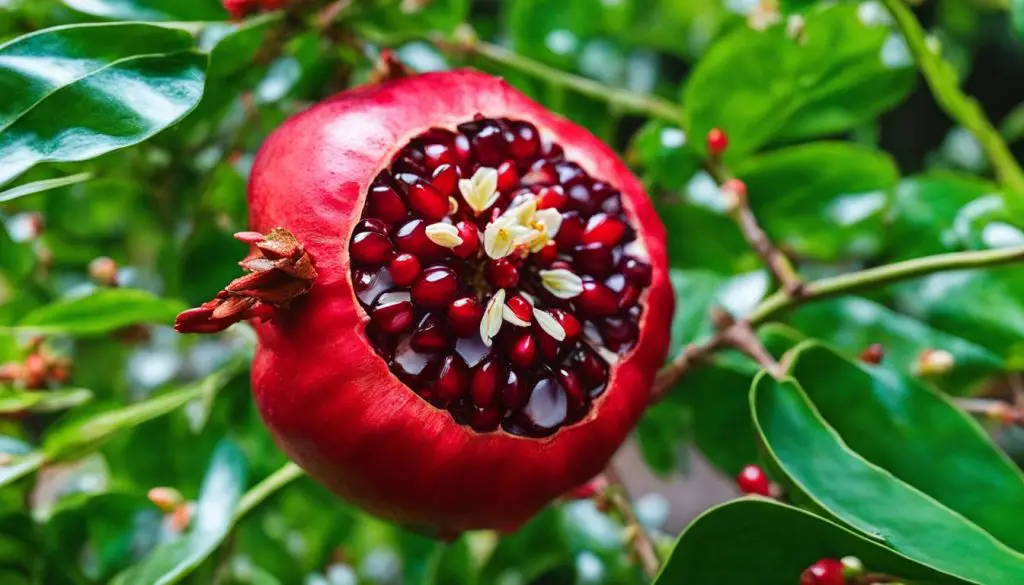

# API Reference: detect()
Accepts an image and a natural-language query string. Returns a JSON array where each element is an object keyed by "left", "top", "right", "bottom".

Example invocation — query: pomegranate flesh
[{"left": 247, "top": 71, "right": 672, "bottom": 532}]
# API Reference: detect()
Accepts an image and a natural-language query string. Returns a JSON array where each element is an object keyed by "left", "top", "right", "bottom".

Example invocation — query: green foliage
[{"left": 1, "top": 0, "right": 1024, "bottom": 583}]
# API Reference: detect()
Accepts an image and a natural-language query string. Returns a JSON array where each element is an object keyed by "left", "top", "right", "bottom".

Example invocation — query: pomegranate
[{"left": 233, "top": 71, "right": 670, "bottom": 532}]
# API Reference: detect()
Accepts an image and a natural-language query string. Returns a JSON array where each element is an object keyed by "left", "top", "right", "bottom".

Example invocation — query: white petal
[
  {"left": 535, "top": 208, "right": 563, "bottom": 238},
  {"left": 484, "top": 220, "right": 516, "bottom": 259},
  {"left": 504, "top": 197, "right": 537, "bottom": 225},
  {"left": 534, "top": 309, "right": 566, "bottom": 341},
  {"left": 480, "top": 289, "right": 506, "bottom": 346},
  {"left": 539, "top": 268, "right": 584, "bottom": 299},
  {"left": 425, "top": 223, "right": 463, "bottom": 248},
  {"left": 503, "top": 302, "right": 532, "bottom": 327},
  {"left": 459, "top": 167, "right": 499, "bottom": 214}
]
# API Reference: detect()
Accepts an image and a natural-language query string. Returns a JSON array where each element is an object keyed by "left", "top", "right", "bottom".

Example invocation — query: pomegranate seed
[
  {"left": 471, "top": 358, "right": 503, "bottom": 407},
  {"left": 505, "top": 295, "right": 532, "bottom": 323},
  {"left": 617, "top": 285, "right": 640, "bottom": 309},
  {"left": 452, "top": 221, "right": 480, "bottom": 259},
  {"left": 566, "top": 184, "right": 599, "bottom": 215},
  {"left": 452, "top": 133, "right": 472, "bottom": 170},
  {"left": 534, "top": 241, "right": 558, "bottom": 266},
  {"left": 707, "top": 127, "right": 728, "bottom": 156},
  {"left": 540, "top": 136, "right": 564, "bottom": 160},
  {"left": 371, "top": 295, "right": 415, "bottom": 334},
  {"left": 536, "top": 186, "right": 567, "bottom": 210},
  {"left": 412, "top": 313, "right": 452, "bottom": 353},
  {"left": 354, "top": 267, "right": 393, "bottom": 306},
  {"left": 736, "top": 464, "right": 772, "bottom": 496},
  {"left": 350, "top": 231, "right": 393, "bottom": 265},
  {"left": 357, "top": 218, "right": 389, "bottom": 235},
  {"left": 554, "top": 162, "right": 585, "bottom": 186},
  {"left": 469, "top": 121, "right": 507, "bottom": 166},
  {"left": 549, "top": 309, "right": 581, "bottom": 339},
  {"left": 500, "top": 369, "right": 526, "bottom": 410},
  {"left": 800, "top": 559, "right": 846, "bottom": 585},
  {"left": 557, "top": 367, "right": 585, "bottom": 409},
  {"left": 388, "top": 253, "right": 421, "bottom": 286},
  {"left": 496, "top": 160, "right": 519, "bottom": 192},
  {"left": 509, "top": 333, "right": 536, "bottom": 368},
  {"left": 555, "top": 212, "right": 584, "bottom": 250},
  {"left": 572, "top": 347, "right": 607, "bottom": 391},
  {"left": 394, "top": 152, "right": 428, "bottom": 176},
  {"left": 431, "top": 163, "right": 459, "bottom": 196},
  {"left": 575, "top": 281, "right": 619, "bottom": 317},
  {"left": 470, "top": 406, "right": 502, "bottom": 432},
  {"left": 599, "top": 316, "right": 637, "bottom": 352},
  {"left": 411, "top": 266, "right": 458, "bottom": 309},
  {"left": 574, "top": 243, "right": 615, "bottom": 277},
  {"left": 508, "top": 121, "right": 540, "bottom": 161},
  {"left": 423, "top": 141, "right": 455, "bottom": 169},
  {"left": 522, "top": 160, "right": 557, "bottom": 186},
  {"left": 407, "top": 181, "right": 449, "bottom": 221},
  {"left": 392, "top": 336, "right": 438, "bottom": 386},
  {"left": 535, "top": 332, "right": 561, "bottom": 362},
  {"left": 435, "top": 355, "right": 468, "bottom": 403},
  {"left": 487, "top": 258, "right": 520, "bottom": 289},
  {"left": 582, "top": 214, "right": 626, "bottom": 246},
  {"left": 366, "top": 183, "right": 407, "bottom": 224},
  {"left": 395, "top": 219, "right": 446, "bottom": 260},
  {"left": 448, "top": 297, "right": 483, "bottom": 337},
  {"left": 600, "top": 194, "right": 622, "bottom": 215},
  {"left": 521, "top": 376, "right": 568, "bottom": 433},
  {"left": 621, "top": 256, "right": 652, "bottom": 286}
]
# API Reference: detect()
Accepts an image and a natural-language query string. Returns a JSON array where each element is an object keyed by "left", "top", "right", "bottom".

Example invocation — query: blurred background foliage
[{"left": 1, "top": 0, "right": 1024, "bottom": 583}]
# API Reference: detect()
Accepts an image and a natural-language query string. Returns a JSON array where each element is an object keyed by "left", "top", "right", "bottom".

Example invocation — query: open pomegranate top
[{"left": 351, "top": 115, "right": 653, "bottom": 437}]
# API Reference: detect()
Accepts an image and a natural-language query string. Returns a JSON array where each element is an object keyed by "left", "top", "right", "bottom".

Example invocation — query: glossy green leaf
[
  {"left": 654, "top": 499, "right": 961, "bottom": 585},
  {"left": 685, "top": 3, "right": 913, "bottom": 160},
  {"left": 1013, "top": 0, "right": 1024, "bottom": 41},
  {"left": 788, "top": 297, "right": 1004, "bottom": 394},
  {"left": 752, "top": 374, "right": 1024, "bottom": 584},
  {"left": 429, "top": 537, "right": 476, "bottom": 585},
  {"left": 352, "top": 0, "right": 470, "bottom": 37},
  {"left": 0, "top": 23, "right": 206, "bottom": 185},
  {"left": 0, "top": 172, "right": 92, "bottom": 203},
  {"left": 659, "top": 203, "right": 754, "bottom": 271},
  {"left": 628, "top": 120, "right": 701, "bottom": 192},
  {"left": 62, "top": 0, "right": 228, "bottom": 21},
  {"left": 479, "top": 508, "right": 573, "bottom": 585},
  {"left": 0, "top": 387, "right": 92, "bottom": 414},
  {"left": 0, "top": 452, "right": 44, "bottom": 489},
  {"left": 0, "top": 224, "right": 32, "bottom": 281},
  {"left": 788, "top": 343, "right": 1024, "bottom": 551},
  {"left": 734, "top": 142, "right": 899, "bottom": 261},
  {"left": 43, "top": 361, "right": 242, "bottom": 461},
  {"left": 14, "top": 289, "right": 185, "bottom": 336},
  {"left": 113, "top": 440, "right": 247, "bottom": 585}
]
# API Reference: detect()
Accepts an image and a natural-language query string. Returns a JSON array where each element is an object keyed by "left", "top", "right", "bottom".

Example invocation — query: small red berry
[
  {"left": 707, "top": 127, "right": 728, "bottom": 156},
  {"left": 859, "top": 343, "right": 885, "bottom": 365},
  {"left": 736, "top": 464, "right": 772, "bottom": 497},
  {"left": 799, "top": 558, "right": 846, "bottom": 585}
]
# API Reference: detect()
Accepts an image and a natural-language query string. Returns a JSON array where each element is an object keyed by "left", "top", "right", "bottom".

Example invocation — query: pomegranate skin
[{"left": 248, "top": 70, "right": 673, "bottom": 532}]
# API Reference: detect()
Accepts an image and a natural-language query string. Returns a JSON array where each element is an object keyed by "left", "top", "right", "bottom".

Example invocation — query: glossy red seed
[
  {"left": 357, "top": 218, "right": 389, "bottom": 235},
  {"left": 575, "top": 281, "right": 619, "bottom": 317},
  {"left": 509, "top": 333, "right": 536, "bottom": 368},
  {"left": 387, "top": 253, "right": 421, "bottom": 286},
  {"left": 582, "top": 214, "right": 626, "bottom": 246},
  {"left": 540, "top": 136, "right": 565, "bottom": 160},
  {"left": 554, "top": 162, "right": 585, "bottom": 186},
  {"left": 453, "top": 133, "right": 473, "bottom": 171},
  {"left": 371, "top": 298, "right": 415, "bottom": 334},
  {"left": 452, "top": 221, "right": 480, "bottom": 259},
  {"left": 707, "top": 127, "right": 729, "bottom": 156},
  {"left": 392, "top": 336, "right": 438, "bottom": 387},
  {"left": 521, "top": 376, "right": 568, "bottom": 432},
  {"left": 574, "top": 243, "right": 615, "bottom": 277},
  {"left": 470, "top": 122, "right": 507, "bottom": 166},
  {"left": 572, "top": 347, "right": 607, "bottom": 390},
  {"left": 505, "top": 295, "right": 532, "bottom": 323},
  {"left": 566, "top": 184, "right": 599, "bottom": 215},
  {"left": 435, "top": 355, "right": 468, "bottom": 403},
  {"left": 407, "top": 182, "right": 449, "bottom": 221},
  {"left": 508, "top": 121, "right": 540, "bottom": 161},
  {"left": 617, "top": 285, "right": 640, "bottom": 309},
  {"left": 412, "top": 314, "right": 452, "bottom": 353},
  {"left": 470, "top": 406, "right": 502, "bottom": 432},
  {"left": 487, "top": 258, "right": 520, "bottom": 289},
  {"left": 521, "top": 160, "right": 557, "bottom": 186},
  {"left": 534, "top": 241, "right": 558, "bottom": 266},
  {"left": 621, "top": 256, "right": 653, "bottom": 286},
  {"left": 448, "top": 297, "right": 483, "bottom": 338},
  {"left": 736, "top": 465, "right": 772, "bottom": 496},
  {"left": 555, "top": 212, "right": 584, "bottom": 251},
  {"left": 471, "top": 358, "right": 503, "bottom": 407},
  {"left": 350, "top": 231, "right": 393, "bottom": 265},
  {"left": 500, "top": 369, "right": 526, "bottom": 410},
  {"left": 366, "top": 183, "right": 408, "bottom": 224},
  {"left": 423, "top": 141, "right": 455, "bottom": 169},
  {"left": 599, "top": 316, "right": 638, "bottom": 352},
  {"left": 536, "top": 186, "right": 567, "bottom": 210},
  {"left": 411, "top": 266, "right": 458, "bottom": 309},
  {"left": 800, "top": 559, "right": 846, "bottom": 585},
  {"left": 549, "top": 309, "right": 581, "bottom": 339},
  {"left": 496, "top": 160, "right": 519, "bottom": 192},
  {"left": 535, "top": 332, "right": 561, "bottom": 362},
  {"left": 557, "top": 367, "right": 585, "bottom": 408},
  {"left": 395, "top": 219, "right": 447, "bottom": 260},
  {"left": 431, "top": 163, "right": 459, "bottom": 196}
]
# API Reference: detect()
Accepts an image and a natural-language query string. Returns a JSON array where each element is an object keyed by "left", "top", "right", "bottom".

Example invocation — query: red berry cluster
[{"left": 0, "top": 339, "right": 70, "bottom": 391}]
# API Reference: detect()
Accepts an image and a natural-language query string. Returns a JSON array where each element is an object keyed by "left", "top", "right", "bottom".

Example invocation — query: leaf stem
[
  {"left": 882, "top": 0, "right": 1024, "bottom": 193},
  {"left": 235, "top": 462, "right": 304, "bottom": 519}
]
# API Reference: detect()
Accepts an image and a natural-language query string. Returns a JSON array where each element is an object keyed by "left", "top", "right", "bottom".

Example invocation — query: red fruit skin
[
  {"left": 800, "top": 559, "right": 847, "bottom": 585},
  {"left": 248, "top": 71, "right": 673, "bottom": 533}
]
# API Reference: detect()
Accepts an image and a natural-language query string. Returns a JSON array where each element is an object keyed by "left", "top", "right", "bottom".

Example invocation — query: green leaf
[
  {"left": 0, "top": 172, "right": 92, "bottom": 203},
  {"left": 658, "top": 203, "right": 754, "bottom": 271},
  {"left": 0, "top": 387, "right": 92, "bottom": 414},
  {"left": 0, "top": 23, "right": 206, "bottom": 185},
  {"left": 1013, "top": 0, "right": 1024, "bottom": 41},
  {"left": 684, "top": 4, "right": 913, "bottom": 160},
  {"left": 752, "top": 374, "right": 1024, "bottom": 584},
  {"left": 788, "top": 297, "right": 1004, "bottom": 394},
  {"left": 43, "top": 361, "right": 242, "bottom": 461},
  {"left": 654, "top": 499, "right": 961, "bottom": 585},
  {"left": 628, "top": 120, "right": 701, "bottom": 193},
  {"left": 62, "top": 0, "right": 228, "bottom": 21},
  {"left": 429, "top": 537, "right": 477, "bottom": 585},
  {"left": 734, "top": 142, "right": 899, "bottom": 261},
  {"left": 0, "top": 224, "right": 32, "bottom": 281},
  {"left": 14, "top": 289, "right": 185, "bottom": 336},
  {"left": 479, "top": 508, "right": 574, "bottom": 585},
  {"left": 0, "top": 452, "right": 43, "bottom": 489},
  {"left": 353, "top": 0, "right": 470, "bottom": 37},
  {"left": 113, "top": 440, "right": 247, "bottom": 585}
]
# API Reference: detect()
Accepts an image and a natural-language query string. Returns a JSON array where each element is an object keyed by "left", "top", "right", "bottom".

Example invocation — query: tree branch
[
  {"left": 724, "top": 180, "right": 804, "bottom": 296},
  {"left": 882, "top": 0, "right": 1024, "bottom": 193}
]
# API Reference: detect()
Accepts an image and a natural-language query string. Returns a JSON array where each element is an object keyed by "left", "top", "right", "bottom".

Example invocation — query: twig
[
  {"left": 603, "top": 465, "right": 662, "bottom": 579},
  {"left": 882, "top": 0, "right": 1024, "bottom": 193},
  {"left": 715, "top": 312, "right": 784, "bottom": 377},
  {"left": 727, "top": 184, "right": 804, "bottom": 296},
  {"left": 955, "top": 398, "right": 1024, "bottom": 427}
]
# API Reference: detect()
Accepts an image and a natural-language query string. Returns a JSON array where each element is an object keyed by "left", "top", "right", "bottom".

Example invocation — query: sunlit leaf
[{"left": 15, "top": 289, "right": 185, "bottom": 336}]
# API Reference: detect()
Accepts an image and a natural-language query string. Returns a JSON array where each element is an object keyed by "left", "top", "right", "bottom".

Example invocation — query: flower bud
[{"left": 915, "top": 348, "right": 955, "bottom": 377}]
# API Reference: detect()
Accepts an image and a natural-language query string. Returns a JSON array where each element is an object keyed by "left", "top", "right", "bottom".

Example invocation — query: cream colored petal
[
  {"left": 459, "top": 167, "right": 499, "bottom": 214},
  {"left": 539, "top": 268, "right": 584, "bottom": 299},
  {"left": 535, "top": 208, "right": 563, "bottom": 238},
  {"left": 503, "top": 302, "right": 532, "bottom": 327},
  {"left": 448, "top": 196, "right": 459, "bottom": 215},
  {"left": 533, "top": 309, "right": 566, "bottom": 341},
  {"left": 425, "top": 223, "right": 463, "bottom": 248},
  {"left": 484, "top": 220, "right": 515, "bottom": 259},
  {"left": 504, "top": 197, "right": 537, "bottom": 225},
  {"left": 480, "top": 289, "right": 506, "bottom": 346}
]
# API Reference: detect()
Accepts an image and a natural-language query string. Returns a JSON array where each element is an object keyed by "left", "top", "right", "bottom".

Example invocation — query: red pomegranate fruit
[{"left": 193, "top": 71, "right": 672, "bottom": 532}]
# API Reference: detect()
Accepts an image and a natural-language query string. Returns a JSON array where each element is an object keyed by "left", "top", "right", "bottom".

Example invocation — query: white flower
[
  {"left": 533, "top": 309, "right": 566, "bottom": 341},
  {"left": 539, "top": 268, "right": 584, "bottom": 299},
  {"left": 459, "top": 167, "right": 500, "bottom": 214},
  {"left": 484, "top": 216, "right": 530, "bottom": 259},
  {"left": 425, "top": 223, "right": 463, "bottom": 248},
  {"left": 480, "top": 289, "right": 506, "bottom": 346}
]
